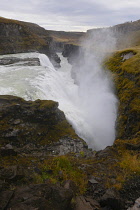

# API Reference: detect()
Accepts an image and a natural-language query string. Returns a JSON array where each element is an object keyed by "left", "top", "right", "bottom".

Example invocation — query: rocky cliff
[
  {"left": 0, "top": 17, "right": 50, "bottom": 54},
  {"left": 0, "top": 95, "right": 88, "bottom": 155},
  {"left": 0, "top": 17, "right": 62, "bottom": 68}
]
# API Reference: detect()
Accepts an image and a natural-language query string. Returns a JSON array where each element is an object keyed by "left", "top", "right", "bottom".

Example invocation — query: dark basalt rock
[
  {"left": 0, "top": 95, "right": 88, "bottom": 155},
  {"left": 62, "top": 44, "right": 80, "bottom": 64},
  {"left": 0, "top": 57, "right": 40, "bottom": 66}
]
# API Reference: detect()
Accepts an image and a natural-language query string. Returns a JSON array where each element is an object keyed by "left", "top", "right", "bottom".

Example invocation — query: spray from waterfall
[{"left": 69, "top": 28, "right": 118, "bottom": 150}]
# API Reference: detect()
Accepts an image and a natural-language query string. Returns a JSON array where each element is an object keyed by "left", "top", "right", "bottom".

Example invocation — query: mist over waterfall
[
  {"left": 70, "top": 29, "right": 118, "bottom": 149},
  {"left": 0, "top": 30, "right": 118, "bottom": 150}
]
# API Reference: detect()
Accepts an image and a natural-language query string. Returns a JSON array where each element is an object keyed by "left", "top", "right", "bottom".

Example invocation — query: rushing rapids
[{"left": 0, "top": 52, "right": 117, "bottom": 150}]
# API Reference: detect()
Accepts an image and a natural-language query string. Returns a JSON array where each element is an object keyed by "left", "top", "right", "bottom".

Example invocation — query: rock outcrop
[{"left": 0, "top": 95, "right": 88, "bottom": 155}]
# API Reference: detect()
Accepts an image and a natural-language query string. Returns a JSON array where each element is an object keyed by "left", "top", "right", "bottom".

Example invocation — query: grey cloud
[{"left": 0, "top": 0, "right": 139, "bottom": 31}]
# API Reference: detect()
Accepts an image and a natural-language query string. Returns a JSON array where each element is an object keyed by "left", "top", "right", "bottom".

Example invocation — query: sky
[{"left": 0, "top": 0, "right": 140, "bottom": 31}]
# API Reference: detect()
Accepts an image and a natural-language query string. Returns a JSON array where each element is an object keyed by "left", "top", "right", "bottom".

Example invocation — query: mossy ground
[{"left": 1, "top": 154, "right": 88, "bottom": 195}]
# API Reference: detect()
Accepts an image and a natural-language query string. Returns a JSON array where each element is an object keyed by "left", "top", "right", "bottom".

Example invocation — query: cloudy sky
[{"left": 0, "top": 0, "right": 140, "bottom": 31}]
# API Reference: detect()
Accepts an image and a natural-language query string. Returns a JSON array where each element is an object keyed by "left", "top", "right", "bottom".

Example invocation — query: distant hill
[{"left": 48, "top": 30, "right": 85, "bottom": 45}]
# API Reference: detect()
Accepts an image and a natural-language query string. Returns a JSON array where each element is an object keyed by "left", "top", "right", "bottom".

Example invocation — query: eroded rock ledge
[{"left": 0, "top": 95, "right": 89, "bottom": 156}]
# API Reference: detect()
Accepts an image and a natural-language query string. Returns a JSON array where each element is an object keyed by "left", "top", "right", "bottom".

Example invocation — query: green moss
[{"left": 105, "top": 48, "right": 140, "bottom": 139}]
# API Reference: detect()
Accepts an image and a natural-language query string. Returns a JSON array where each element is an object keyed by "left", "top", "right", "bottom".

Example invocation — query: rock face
[
  {"left": 0, "top": 57, "right": 40, "bottom": 66},
  {"left": 0, "top": 17, "right": 50, "bottom": 55},
  {"left": 0, "top": 95, "right": 88, "bottom": 155},
  {"left": 62, "top": 44, "right": 80, "bottom": 64},
  {"left": 0, "top": 17, "right": 61, "bottom": 67}
]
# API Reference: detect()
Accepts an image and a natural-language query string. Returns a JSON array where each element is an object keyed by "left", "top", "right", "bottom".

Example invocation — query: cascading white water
[{"left": 0, "top": 47, "right": 118, "bottom": 150}]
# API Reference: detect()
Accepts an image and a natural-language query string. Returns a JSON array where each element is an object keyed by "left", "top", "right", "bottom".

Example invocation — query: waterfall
[{"left": 0, "top": 51, "right": 118, "bottom": 150}]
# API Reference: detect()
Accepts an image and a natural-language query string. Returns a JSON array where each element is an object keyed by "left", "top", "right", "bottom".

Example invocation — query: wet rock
[
  {"left": 0, "top": 57, "right": 40, "bottom": 66},
  {"left": 50, "top": 53, "right": 61, "bottom": 68},
  {"left": 0, "top": 95, "right": 88, "bottom": 155},
  {"left": 95, "top": 146, "right": 114, "bottom": 158},
  {"left": 62, "top": 44, "right": 80, "bottom": 64}
]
